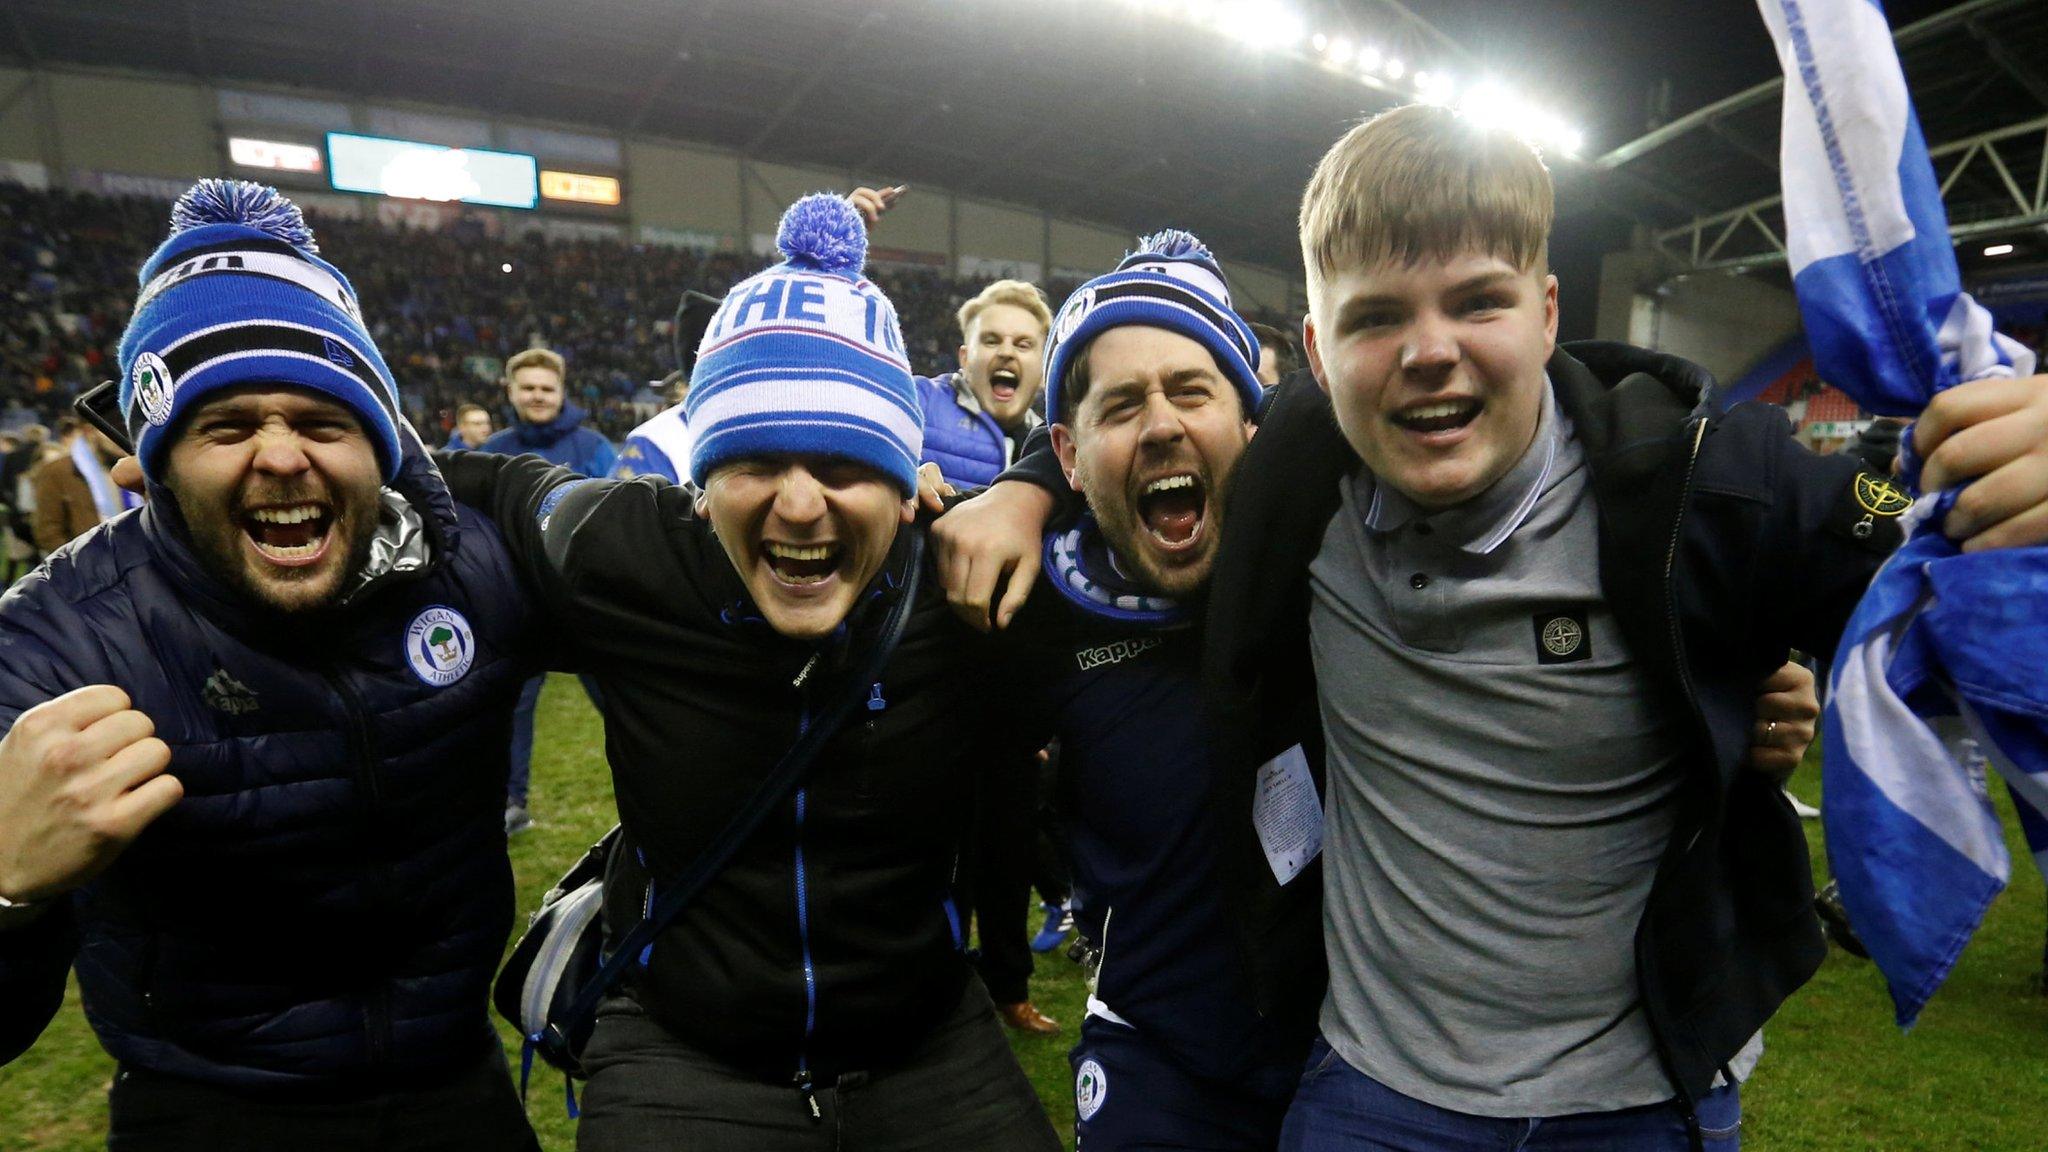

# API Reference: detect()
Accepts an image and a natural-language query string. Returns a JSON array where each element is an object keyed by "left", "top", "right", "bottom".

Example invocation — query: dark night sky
[{"left": 1391, "top": 0, "right": 1965, "bottom": 339}]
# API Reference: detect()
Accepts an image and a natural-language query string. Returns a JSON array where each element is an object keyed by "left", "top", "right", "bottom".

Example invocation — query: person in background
[
  {"left": 480, "top": 347, "right": 616, "bottom": 476},
  {"left": 445, "top": 403, "right": 494, "bottom": 451},
  {"left": 614, "top": 288, "right": 722, "bottom": 487},
  {"left": 1251, "top": 320, "right": 1298, "bottom": 390},
  {"left": 915, "top": 278, "right": 1050, "bottom": 488},
  {"left": 477, "top": 345, "right": 613, "bottom": 834},
  {"left": 30, "top": 417, "right": 130, "bottom": 555}
]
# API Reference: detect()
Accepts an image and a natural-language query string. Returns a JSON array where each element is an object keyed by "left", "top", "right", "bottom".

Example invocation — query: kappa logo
[
  {"left": 1075, "top": 1057, "right": 1107, "bottom": 1123},
  {"left": 1855, "top": 472, "right": 1912, "bottom": 517},
  {"left": 1075, "top": 635, "right": 1164, "bottom": 671},
  {"left": 202, "top": 669, "right": 259, "bottom": 715},
  {"left": 132, "top": 351, "right": 176, "bottom": 427},
  {"left": 404, "top": 606, "right": 476, "bottom": 688}
]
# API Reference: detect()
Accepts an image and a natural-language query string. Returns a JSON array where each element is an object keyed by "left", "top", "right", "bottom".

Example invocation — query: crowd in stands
[{"left": 0, "top": 183, "right": 1114, "bottom": 445}]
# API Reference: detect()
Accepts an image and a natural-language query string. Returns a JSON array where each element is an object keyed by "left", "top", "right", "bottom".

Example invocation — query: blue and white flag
[{"left": 1758, "top": 0, "right": 2046, "bottom": 1027}]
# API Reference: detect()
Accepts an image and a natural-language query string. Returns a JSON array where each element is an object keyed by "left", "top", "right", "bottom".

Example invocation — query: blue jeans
[
  {"left": 507, "top": 674, "right": 604, "bottom": 806},
  {"left": 1279, "top": 1037, "right": 1740, "bottom": 1152}
]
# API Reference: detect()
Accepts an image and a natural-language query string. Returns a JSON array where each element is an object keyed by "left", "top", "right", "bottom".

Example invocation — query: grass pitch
[{"left": 2, "top": 674, "right": 2043, "bottom": 1150}]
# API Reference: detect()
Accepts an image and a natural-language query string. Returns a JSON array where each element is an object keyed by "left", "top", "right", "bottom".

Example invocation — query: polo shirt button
[{"left": 1409, "top": 572, "right": 1429, "bottom": 590}]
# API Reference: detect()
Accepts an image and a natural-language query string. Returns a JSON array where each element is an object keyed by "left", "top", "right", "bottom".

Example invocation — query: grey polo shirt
[{"left": 1308, "top": 386, "right": 1756, "bottom": 1117}]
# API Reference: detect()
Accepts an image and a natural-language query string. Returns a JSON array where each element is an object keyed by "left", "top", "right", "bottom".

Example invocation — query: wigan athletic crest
[{"left": 404, "top": 606, "right": 475, "bottom": 687}]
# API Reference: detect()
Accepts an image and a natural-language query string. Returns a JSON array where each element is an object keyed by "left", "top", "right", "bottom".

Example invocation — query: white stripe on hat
[
  {"left": 1117, "top": 259, "right": 1231, "bottom": 304},
  {"left": 136, "top": 248, "right": 361, "bottom": 322},
  {"left": 692, "top": 373, "right": 922, "bottom": 448},
  {"left": 169, "top": 348, "right": 397, "bottom": 422}
]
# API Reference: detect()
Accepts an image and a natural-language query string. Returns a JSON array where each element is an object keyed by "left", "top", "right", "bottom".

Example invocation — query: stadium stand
[{"left": 0, "top": 183, "right": 1130, "bottom": 445}]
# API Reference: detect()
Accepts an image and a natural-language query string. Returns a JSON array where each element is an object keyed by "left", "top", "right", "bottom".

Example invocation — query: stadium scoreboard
[{"left": 325, "top": 132, "right": 539, "bottom": 210}]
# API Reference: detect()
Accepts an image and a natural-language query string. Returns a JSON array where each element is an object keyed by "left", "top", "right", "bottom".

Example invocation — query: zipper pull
[
  {"left": 793, "top": 1072, "right": 821, "bottom": 1121},
  {"left": 867, "top": 682, "right": 886, "bottom": 712}
]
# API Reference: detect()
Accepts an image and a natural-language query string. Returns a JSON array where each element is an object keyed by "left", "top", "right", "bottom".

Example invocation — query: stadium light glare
[
  {"left": 1325, "top": 37, "right": 1354, "bottom": 65},
  {"left": 1383, "top": 57, "right": 1405, "bottom": 79},
  {"left": 501, "top": 263, "right": 513, "bottom": 273},
  {"left": 1984, "top": 243, "right": 2016, "bottom": 257},
  {"left": 1312, "top": 31, "right": 1328, "bottom": 51},
  {"left": 1357, "top": 45, "right": 1383, "bottom": 73}
]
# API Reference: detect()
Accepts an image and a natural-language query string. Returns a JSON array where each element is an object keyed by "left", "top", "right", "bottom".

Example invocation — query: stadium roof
[
  {"left": 1595, "top": 0, "right": 2048, "bottom": 277},
  {"left": 0, "top": 0, "right": 1549, "bottom": 272},
  {"left": 8, "top": 1, "right": 2043, "bottom": 279}
]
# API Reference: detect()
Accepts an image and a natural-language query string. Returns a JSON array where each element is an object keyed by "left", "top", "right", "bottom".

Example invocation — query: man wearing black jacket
[
  {"left": 1201, "top": 105, "right": 2048, "bottom": 1151},
  {"left": 439, "top": 194, "right": 1057, "bottom": 1151}
]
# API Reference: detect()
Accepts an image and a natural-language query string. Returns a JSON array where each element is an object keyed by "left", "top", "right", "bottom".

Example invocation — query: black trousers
[
  {"left": 959, "top": 750, "right": 1039, "bottom": 1004},
  {"left": 105, "top": 1044, "right": 540, "bottom": 1152},
  {"left": 576, "top": 976, "right": 1060, "bottom": 1152}
]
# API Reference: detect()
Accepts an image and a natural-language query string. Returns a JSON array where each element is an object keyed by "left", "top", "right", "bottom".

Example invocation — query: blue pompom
[
  {"left": 1133, "top": 229, "right": 1213, "bottom": 263},
  {"left": 170, "top": 179, "right": 318, "bottom": 254},
  {"left": 775, "top": 193, "right": 867, "bottom": 276}
]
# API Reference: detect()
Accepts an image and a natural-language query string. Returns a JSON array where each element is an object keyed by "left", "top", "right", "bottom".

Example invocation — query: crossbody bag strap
[{"left": 545, "top": 528, "right": 926, "bottom": 1051}]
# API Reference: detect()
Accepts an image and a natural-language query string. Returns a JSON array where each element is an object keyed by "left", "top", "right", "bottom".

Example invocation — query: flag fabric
[{"left": 1758, "top": 0, "right": 2047, "bottom": 1027}]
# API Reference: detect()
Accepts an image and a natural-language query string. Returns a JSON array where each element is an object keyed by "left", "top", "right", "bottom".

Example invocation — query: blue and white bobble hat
[
  {"left": 686, "top": 194, "right": 921, "bottom": 495},
  {"left": 116, "top": 180, "right": 403, "bottom": 483},
  {"left": 1042, "top": 229, "right": 1264, "bottom": 424}
]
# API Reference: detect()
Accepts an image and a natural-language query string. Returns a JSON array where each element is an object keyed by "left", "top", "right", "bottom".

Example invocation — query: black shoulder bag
[{"left": 494, "top": 531, "right": 924, "bottom": 1107}]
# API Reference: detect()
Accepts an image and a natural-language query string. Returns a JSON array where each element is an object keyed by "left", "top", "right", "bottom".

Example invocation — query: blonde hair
[
  {"left": 504, "top": 347, "right": 566, "bottom": 382},
  {"left": 1299, "top": 104, "right": 1553, "bottom": 305},
  {"left": 956, "top": 279, "right": 1051, "bottom": 341}
]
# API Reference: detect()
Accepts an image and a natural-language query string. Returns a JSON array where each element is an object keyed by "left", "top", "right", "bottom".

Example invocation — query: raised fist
[{"left": 0, "top": 685, "right": 180, "bottom": 904}]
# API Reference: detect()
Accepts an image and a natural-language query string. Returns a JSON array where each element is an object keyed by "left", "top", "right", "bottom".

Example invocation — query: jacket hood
[{"left": 511, "top": 403, "right": 592, "bottom": 448}]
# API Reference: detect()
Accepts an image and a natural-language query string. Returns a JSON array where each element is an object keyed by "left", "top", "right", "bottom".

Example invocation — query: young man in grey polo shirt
[{"left": 1200, "top": 104, "right": 2048, "bottom": 1151}]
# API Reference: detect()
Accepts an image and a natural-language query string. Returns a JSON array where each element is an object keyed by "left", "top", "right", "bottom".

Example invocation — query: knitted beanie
[
  {"left": 116, "top": 180, "right": 402, "bottom": 482},
  {"left": 685, "top": 194, "right": 921, "bottom": 494},
  {"left": 1042, "top": 229, "right": 1263, "bottom": 424}
]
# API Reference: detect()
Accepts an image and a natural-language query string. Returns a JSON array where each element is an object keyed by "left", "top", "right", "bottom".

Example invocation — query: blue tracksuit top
[
  {"left": 1007, "top": 514, "right": 1283, "bottom": 1082},
  {"left": 478, "top": 402, "right": 617, "bottom": 478}
]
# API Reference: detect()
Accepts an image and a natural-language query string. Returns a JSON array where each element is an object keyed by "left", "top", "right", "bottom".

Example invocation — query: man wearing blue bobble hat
[
  {"left": 0, "top": 180, "right": 541, "bottom": 1149},
  {"left": 436, "top": 193, "right": 1058, "bottom": 1150}
]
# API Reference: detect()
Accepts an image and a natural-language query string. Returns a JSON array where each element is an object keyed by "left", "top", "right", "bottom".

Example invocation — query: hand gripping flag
[{"left": 1757, "top": 0, "right": 2046, "bottom": 1027}]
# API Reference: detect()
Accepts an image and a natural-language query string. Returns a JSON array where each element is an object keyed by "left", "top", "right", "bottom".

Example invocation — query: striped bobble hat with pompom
[
  {"left": 685, "top": 193, "right": 922, "bottom": 495},
  {"left": 1042, "top": 228, "right": 1263, "bottom": 425},
  {"left": 116, "top": 179, "right": 403, "bottom": 482}
]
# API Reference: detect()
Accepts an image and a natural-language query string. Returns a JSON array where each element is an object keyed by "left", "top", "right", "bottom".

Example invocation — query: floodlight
[
  {"left": 1358, "top": 45, "right": 1382, "bottom": 73},
  {"left": 1383, "top": 57, "right": 1404, "bottom": 79},
  {"left": 1326, "top": 37, "right": 1354, "bottom": 65},
  {"left": 1312, "top": 32, "right": 1328, "bottom": 51},
  {"left": 1985, "top": 243, "right": 2016, "bottom": 257}
]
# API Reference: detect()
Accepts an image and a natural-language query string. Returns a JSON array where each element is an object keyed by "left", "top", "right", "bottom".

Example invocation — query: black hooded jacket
[
  {"left": 1202, "top": 341, "right": 1902, "bottom": 1111},
  {"left": 437, "top": 450, "right": 1024, "bottom": 1086}
]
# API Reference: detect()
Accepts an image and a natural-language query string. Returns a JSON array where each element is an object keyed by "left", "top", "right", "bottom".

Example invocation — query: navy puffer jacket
[{"left": 0, "top": 435, "right": 533, "bottom": 1090}]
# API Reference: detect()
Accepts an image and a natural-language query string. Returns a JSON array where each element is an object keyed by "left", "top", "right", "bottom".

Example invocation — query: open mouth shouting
[
  {"left": 763, "top": 540, "right": 841, "bottom": 590},
  {"left": 1135, "top": 472, "right": 1208, "bottom": 554},
  {"left": 242, "top": 502, "right": 335, "bottom": 567},
  {"left": 1391, "top": 396, "right": 1484, "bottom": 446},
  {"left": 988, "top": 366, "right": 1021, "bottom": 406}
]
